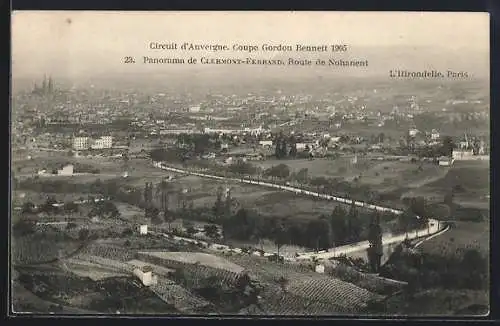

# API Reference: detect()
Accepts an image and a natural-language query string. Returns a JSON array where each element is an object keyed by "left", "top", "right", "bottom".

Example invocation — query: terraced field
[
  {"left": 219, "top": 254, "right": 384, "bottom": 313},
  {"left": 137, "top": 252, "right": 243, "bottom": 285},
  {"left": 150, "top": 276, "right": 211, "bottom": 313},
  {"left": 12, "top": 233, "right": 83, "bottom": 265},
  {"left": 71, "top": 254, "right": 134, "bottom": 273},
  {"left": 78, "top": 243, "right": 137, "bottom": 262}
]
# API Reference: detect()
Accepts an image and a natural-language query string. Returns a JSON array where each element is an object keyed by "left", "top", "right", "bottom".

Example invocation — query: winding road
[{"left": 152, "top": 161, "right": 447, "bottom": 261}]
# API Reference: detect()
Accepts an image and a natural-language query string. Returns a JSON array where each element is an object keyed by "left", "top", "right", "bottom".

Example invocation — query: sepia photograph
[{"left": 10, "top": 11, "right": 490, "bottom": 316}]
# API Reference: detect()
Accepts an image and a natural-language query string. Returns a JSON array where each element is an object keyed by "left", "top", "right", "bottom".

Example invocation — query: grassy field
[
  {"left": 418, "top": 221, "right": 489, "bottom": 258},
  {"left": 165, "top": 174, "right": 372, "bottom": 222},
  {"left": 403, "top": 160, "right": 490, "bottom": 208},
  {"left": 255, "top": 157, "right": 447, "bottom": 195}
]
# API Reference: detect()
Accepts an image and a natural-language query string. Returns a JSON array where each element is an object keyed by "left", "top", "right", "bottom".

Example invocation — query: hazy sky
[{"left": 12, "top": 11, "right": 490, "bottom": 79}]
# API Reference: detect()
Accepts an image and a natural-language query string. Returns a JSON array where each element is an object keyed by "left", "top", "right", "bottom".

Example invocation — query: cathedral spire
[
  {"left": 48, "top": 76, "right": 53, "bottom": 93},
  {"left": 42, "top": 74, "right": 47, "bottom": 93}
]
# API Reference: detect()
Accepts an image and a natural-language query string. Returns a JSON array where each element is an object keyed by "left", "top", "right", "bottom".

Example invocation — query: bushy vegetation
[{"left": 380, "top": 247, "right": 488, "bottom": 292}]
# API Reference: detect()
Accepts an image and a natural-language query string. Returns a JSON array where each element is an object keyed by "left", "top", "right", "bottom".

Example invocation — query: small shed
[
  {"left": 438, "top": 156, "right": 454, "bottom": 166},
  {"left": 133, "top": 266, "right": 157, "bottom": 286},
  {"left": 139, "top": 224, "right": 148, "bottom": 235}
]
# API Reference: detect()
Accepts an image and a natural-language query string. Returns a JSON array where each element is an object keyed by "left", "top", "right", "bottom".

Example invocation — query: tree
[
  {"left": 236, "top": 272, "right": 252, "bottom": 292},
  {"left": 408, "top": 196, "right": 427, "bottom": 220},
  {"left": 40, "top": 196, "right": 58, "bottom": 214},
  {"left": 184, "top": 220, "right": 197, "bottom": 236},
  {"left": 212, "top": 186, "right": 225, "bottom": 221},
  {"left": 289, "top": 137, "right": 297, "bottom": 158},
  {"left": 222, "top": 208, "right": 256, "bottom": 241},
  {"left": 144, "top": 182, "right": 153, "bottom": 206},
  {"left": 264, "top": 164, "right": 290, "bottom": 180},
  {"left": 229, "top": 161, "right": 257, "bottom": 176},
  {"left": 273, "top": 219, "right": 289, "bottom": 258},
  {"left": 330, "top": 205, "right": 348, "bottom": 245},
  {"left": 347, "top": 202, "right": 362, "bottom": 242},
  {"left": 193, "top": 134, "right": 211, "bottom": 155},
  {"left": 13, "top": 218, "right": 36, "bottom": 236},
  {"left": 21, "top": 201, "right": 36, "bottom": 215},
  {"left": 443, "top": 190, "right": 454, "bottom": 206},
  {"left": 274, "top": 138, "right": 282, "bottom": 159},
  {"left": 306, "top": 217, "right": 332, "bottom": 252},
  {"left": 95, "top": 201, "right": 120, "bottom": 219},
  {"left": 441, "top": 136, "right": 454, "bottom": 157},
  {"left": 204, "top": 224, "right": 219, "bottom": 239},
  {"left": 367, "top": 212, "right": 383, "bottom": 273},
  {"left": 295, "top": 168, "right": 309, "bottom": 185},
  {"left": 277, "top": 276, "right": 289, "bottom": 294},
  {"left": 378, "top": 132, "right": 385, "bottom": 143},
  {"left": 78, "top": 228, "right": 90, "bottom": 241},
  {"left": 63, "top": 201, "right": 79, "bottom": 213},
  {"left": 280, "top": 139, "right": 288, "bottom": 158},
  {"left": 150, "top": 148, "right": 184, "bottom": 163},
  {"left": 223, "top": 188, "right": 235, "bottom": 220},
  {"left": 146, "top": 206, "right": 161, "bottom": 224},
  {"left": 157, "top": 180, "right": 174, "bottom": 230}
]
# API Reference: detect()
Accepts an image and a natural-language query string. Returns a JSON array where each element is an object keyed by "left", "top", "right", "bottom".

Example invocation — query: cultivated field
[
  {"left": 218, "top": 253, "right": 384, "bottom": 314},
  {"left": 138, "top": 251, "right": 245, "bottom": 274},
  {"left": 12, "top": 232, "right": 84, "bottom": 265}
]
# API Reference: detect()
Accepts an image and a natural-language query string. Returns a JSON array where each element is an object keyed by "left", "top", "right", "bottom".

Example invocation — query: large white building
[
  {"left": 90, "top": 136, "right": 113, "bottom": 149},
  {"left": 73, "top": 135, "right": 113, "bottom": 150},
  {"left": 73, "top": 137, "right": 90, "bottom": 150}
]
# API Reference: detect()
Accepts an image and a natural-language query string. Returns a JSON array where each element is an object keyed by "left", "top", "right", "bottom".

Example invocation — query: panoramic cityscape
[{"left": 11, "top": 12, "right": 490, "bottom": 316}]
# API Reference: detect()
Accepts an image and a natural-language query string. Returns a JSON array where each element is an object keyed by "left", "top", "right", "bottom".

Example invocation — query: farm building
[
  {"left": 127, "top": 259, "right": 175, "bottom": 277},
  {"left": 315, "top": 264, "right": 325, "bottom": 274},
  {"left": 137, "top": 251, "right": 246, "bottom": 284},
  {"left": 133, "top": 265, "right": 158, "bottom": 286}
]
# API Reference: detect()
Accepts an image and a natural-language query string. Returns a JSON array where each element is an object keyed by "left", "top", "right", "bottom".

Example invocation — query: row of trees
[
  {"left": 20, "top": 194, "right": 120, "bottom": 220},
  {"left": 219, "top": 200, "right": 419, "bottom": 258}
]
